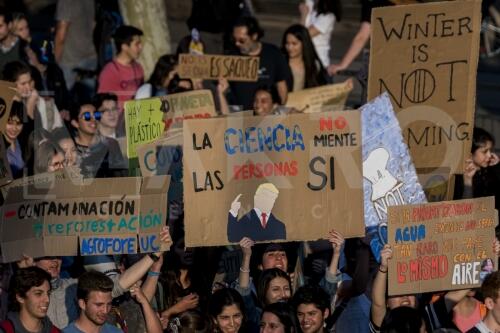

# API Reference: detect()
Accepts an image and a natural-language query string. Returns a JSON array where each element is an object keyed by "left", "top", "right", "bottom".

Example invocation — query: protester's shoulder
[
  {"left": 102, "top": 323, "right": 124, "bottom": 333},
  {"left": 62, "top": 322, "right": 81, "bottom": 333}
]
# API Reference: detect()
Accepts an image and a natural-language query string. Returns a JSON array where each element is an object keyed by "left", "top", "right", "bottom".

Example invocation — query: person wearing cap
[{"left": 17, "top": 227, "right": 172, "bottom": 329}]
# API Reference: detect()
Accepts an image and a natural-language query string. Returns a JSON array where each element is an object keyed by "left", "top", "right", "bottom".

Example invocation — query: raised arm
[{"left": 371, "top": 244, "right": 392, "bottom": 327}]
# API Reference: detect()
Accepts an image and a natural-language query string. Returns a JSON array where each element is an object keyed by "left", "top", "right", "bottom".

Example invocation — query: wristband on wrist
[
  {"left": 148, "top": 271, "right": 160, "bottom": 277},
  {"left": 240, "top": 267, "right": 250, "bottom": 273},
  {"left": 149, "top": 253, "right": 160, "bottom": 262},
  {"left": 378, "top": 266, "right": 388, "bottom": 273}
]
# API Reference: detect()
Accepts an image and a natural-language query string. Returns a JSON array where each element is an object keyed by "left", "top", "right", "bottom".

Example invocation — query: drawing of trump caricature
[{"left": 227, "top": 183, "right": 286, "bottom": 242}]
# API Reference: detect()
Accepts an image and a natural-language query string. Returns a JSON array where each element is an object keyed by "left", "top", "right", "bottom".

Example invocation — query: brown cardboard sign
[
  {"left": 286, "top": 80, "right": 353, "bottom": 113},
  {"left": 368, "top": 1, "right": 481, "bottom": 173},
  {"left": 161, "top": 90, "right": 217, "bottom": 132},
  {"left": 178, "top": 54, "right": 259, "bottom": 82},
  {"left": 0, "top": 80, "right": 17, "bottom": 132},
  {"left": 0, "top": 176, "right": 170, "bottom": 262},
  {"left": 137, "top": 133, "right": 183, "bottom": 177},
  {"left": 388, "top": 197, "right": 498, "bottom": 296},
  {"left": 183, "top": 111, "right": 364, "bottom": 247},
  {"left": 416, "top": 167, "right": 454, "bottom": 202}
]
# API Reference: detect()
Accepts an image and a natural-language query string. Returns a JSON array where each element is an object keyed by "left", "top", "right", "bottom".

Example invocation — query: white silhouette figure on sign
[{"left": 363, "top": 148, "right": 398, "bottom": 201}]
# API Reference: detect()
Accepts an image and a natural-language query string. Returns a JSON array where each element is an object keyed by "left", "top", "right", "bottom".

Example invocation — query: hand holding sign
[
  {"left": 380, "top": 244, "right": 392, "bottom": 272},
  {"left": 231, "top": 194, "right": 242, "bottom": 216},
  {"left": 158, "top": 226, "right": 173, "bottom": 252},
  {"left": 239, "top": 237, "right": 254, "bottom": 257},
  {"left": 328, "top": 230, "right": 345, "bottom": 251}
]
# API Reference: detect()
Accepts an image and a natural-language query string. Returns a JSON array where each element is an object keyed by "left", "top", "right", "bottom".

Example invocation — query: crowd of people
[{"left": 0, "top": 0, "right": 499, "bottom": 333}]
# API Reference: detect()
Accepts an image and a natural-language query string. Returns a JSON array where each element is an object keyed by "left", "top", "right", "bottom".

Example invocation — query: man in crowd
[
  {"left": 70, "top": 99, "right": 127, "bottom": 178},
  {"left": 291, "top": 285, "right": 331, "bottom": 333},
  {"left": 62, "top": 271, "right": 121, "bottom": 333},
  {"left": 54, "top": 0, "right": 97, "bottom": 90},
  {"left": 98, "top": 25, "right": 144, "bottom": 111},
  {"left": 228, "top": 16, "right": 290, "bottom": 110},
  {"left": 0, "top": 267, "right": 60, "bottom": 333},
  {"left": 468, "top": 270, "right": 500, "bottom": 333},
  {"left": 0, "top": 7, "right": 28, "bottom": 73},
  {"left": 95, "top": 93, "right": 120, "bottom": 139}
]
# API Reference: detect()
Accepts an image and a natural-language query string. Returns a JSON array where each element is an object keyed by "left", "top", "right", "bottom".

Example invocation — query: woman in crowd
[
  {"left": 33, "top": 140, "right": 65, "bottom": 174},
  {"left": 299, "top": 0, "right": 342, "bottom": 67},
  {"left": 458, "top": 127, "right": 500, "bottom": 210},
  {"left": 135, "top": 54, "right": 178, "bottom": 99},
  {"left": 209, "top": 288, "right": 248, "bottom": 333},
  {"left": 282, "top": 24, "right": 328, "bottom": 92},
  {"left": 2, "top": 103, "right": 26, "bottom": 179},
  {"left": 260, "top": 302, "right": 301, "bottom": 333}
]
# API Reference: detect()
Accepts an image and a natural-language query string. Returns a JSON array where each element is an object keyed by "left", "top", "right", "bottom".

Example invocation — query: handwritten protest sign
[
  {"left": 0, "top": 80, "right": 16, "bottom": 132},
  {"left": 388, "top": 197, "right": 498, "bottom": 295},
  {"left": 125, "top": 90, "right": 217, "bottom": 158},
  {"left": 183, "top": 111, "right": 364, "bottom": 247},
  {"left": 286, "top": 80, "right": 353, "bottom": 113},
  {"left": 362, "top": 93, "right": 427, "bottom": 229},
  {"left": 137, "top": 132, "right": 182, "bottom": 177},
  {"left": 178, "top": 54, "right": 259, "bottom": 82},
  {"left": 161, "top": 90, "right": 216, "bottom": 132},
  {"left": 0, "top": 176, "right": 170, "bottom": 262},
  {"left": 124, "top": 97, "right": 165, "bottom": 158},
  {"left": 368, "top": 1, "right": 481, "bottom": 173}
]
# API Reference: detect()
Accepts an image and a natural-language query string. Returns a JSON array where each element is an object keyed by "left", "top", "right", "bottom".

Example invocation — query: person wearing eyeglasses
[
  {"left": 69, "top": 100, "right": 127, "bottom": 178},
  {"left": 94, "top": 93, "right": 120, "bottom": 140},
  {"left": 33, "top": 140, "right": 65, "bottom": 174}
]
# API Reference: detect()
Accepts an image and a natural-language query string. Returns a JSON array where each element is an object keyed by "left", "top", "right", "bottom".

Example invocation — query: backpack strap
[{"left": 0, "top": 319, "right": 15, "bottom": 333}]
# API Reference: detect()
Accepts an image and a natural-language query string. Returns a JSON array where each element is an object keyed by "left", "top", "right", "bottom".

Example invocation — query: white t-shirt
[{"left": 305, "top": 0, "right": 335, "bottom": 67}]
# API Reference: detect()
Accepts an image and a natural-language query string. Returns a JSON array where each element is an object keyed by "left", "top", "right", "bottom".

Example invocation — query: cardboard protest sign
[
  {"left": 388, "top": 197, "right": 498, "bottom": 296},
  {"left": 362, "top": 93, "right": 427, "bottom": 229},
  {"left": 178, "top": 54, "right": 259, "bottom": 81},
  {"left": 286, "top": 80, "right": 353, "bottom": 113},
  {"left": 125, "top": 90, "right": 217, "bottom": 158},
  {"left": 0, "top": 138, "right": 12, "bottom": 187},
  {"left": 137, "top": 133, "right": 183, "bottom": 177},
  {"left": 162, "top": 89, "right": 217, "bottom": 132},
  {"left": 368, "top": 1, "right": 481, "bottom": 173},
  {"left": 0, "top": 168, "right": 82, "bottom": 199},
  {"left": 417, "top": 167, "right": 455, "bottom": 202},
  {"left": 0, "top": 176, "right": 170, "bottom": 262},
  {"left": 124, "top": 97, "right": 165, "bottom": 158},
  {"left": 183, "top": 111, "right": 364, "bottom": 247},
  {"left": 0, "top": 80, "right": 16, "bottom": 132}
]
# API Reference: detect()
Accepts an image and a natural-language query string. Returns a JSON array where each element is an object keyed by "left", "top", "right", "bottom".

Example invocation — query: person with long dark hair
[
  {"left": 260, "top": 302, "right": 302, "bottom": 333},
  {"left": 281, "top": 24, "right": 328, "bottom": 92},
  {"left": 209, "top": 288, "right": 247, "bottom": 333},
  {"left": 299, "top": 0, "right": 342, "bottom": 67}
]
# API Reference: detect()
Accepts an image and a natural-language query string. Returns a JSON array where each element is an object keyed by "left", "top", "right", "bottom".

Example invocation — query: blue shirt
[{"left": 63, "top": 322, "right": 123, "bottom": 333}]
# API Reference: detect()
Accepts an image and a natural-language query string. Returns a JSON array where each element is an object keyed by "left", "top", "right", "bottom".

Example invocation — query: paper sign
[
  {"left": 368, "top": 1, "right": 481, "bottom": 173},
  {"left": 178, "top": 54, "right": 259, "bottom": 81},
  {"left": 388, "top": 197, "right": 498, "bottom": 296},
  {"left": 286, "top": 80, "right": 353, "bottom": 113},
  {"left": 162, "top": 90, "right": 217, "bottom": 132},
  {"left": 0, "top": 168, "right": 82, "bottom": 199},
  {"left": 0, "top": 176, "right": 170, "bottom": 262},
  {"left": 183, "top": 111, "right": 364, "bottom": 247},
  {"left": 124, "top": 97, "right": 165, "bottom": 158},
  {"left": 362, "top": 93, "right": 427, "bottom": 228},
  {"left": 137, "top": 133, "right": 183, "bottom": 177},
  {"left": 0, "top": 80, "right": 16, "bottom": 132}
]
